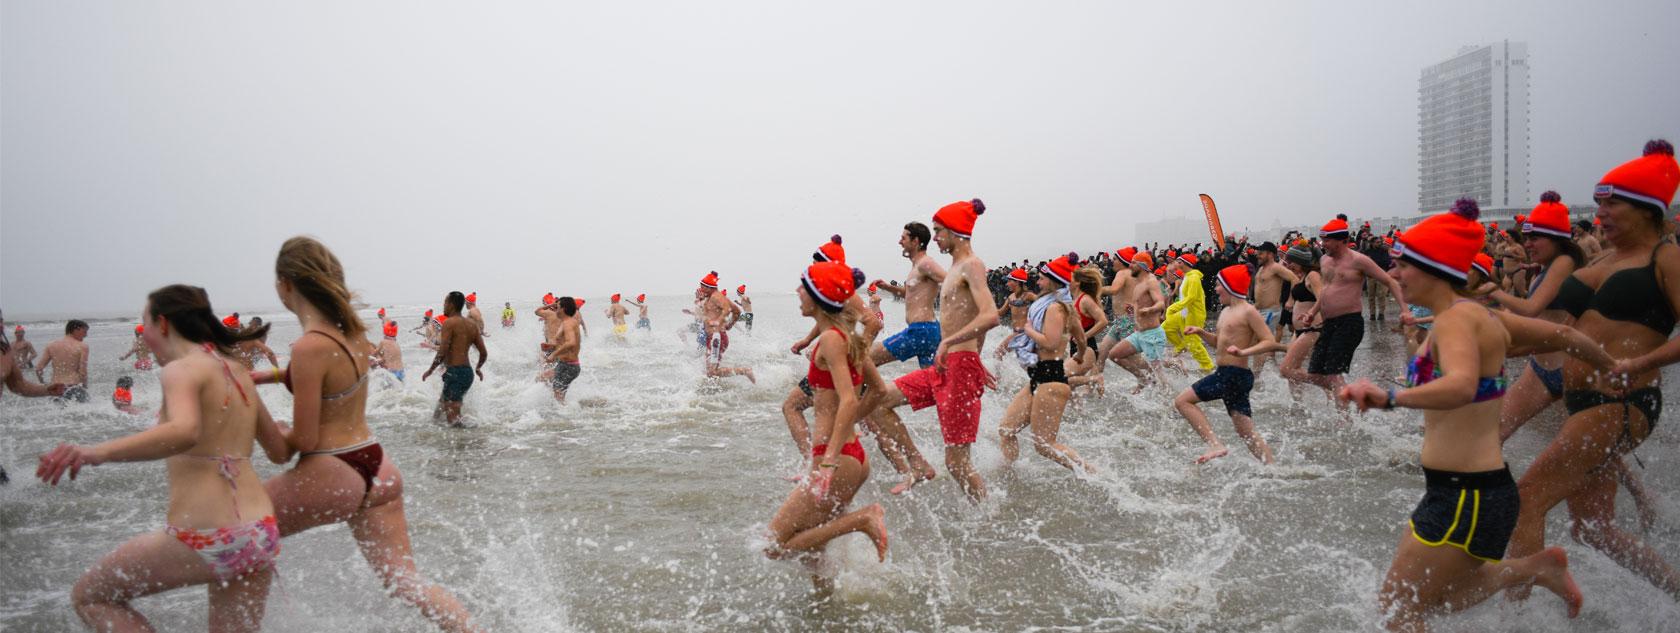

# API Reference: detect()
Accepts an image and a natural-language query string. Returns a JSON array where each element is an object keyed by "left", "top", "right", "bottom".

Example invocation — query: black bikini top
[
  {"left": 1554, "top": 243, "right": 1675, "bottom": 335},
  {"left": 1291, "top": 282, "right": 1316, "bottom": 303}
]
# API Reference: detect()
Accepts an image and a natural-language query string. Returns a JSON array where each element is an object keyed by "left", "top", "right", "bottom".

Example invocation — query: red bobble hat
[
  {"left": 383, "top": 321, "right": 399, "bottom": 338},
  {"left": 868, "top": 282, "right": 880, "bottom": 294},
  {"left": 1115, "top": 246, "right": 1137, "bottom": 263},
  {"left": 802, "top": 261, "right": 858, "bottom": 312},
  {"left": 636, "top": 293, "right": 646, "bottom": 303},
  {"left": 1524, "top": 191, "right": 1571, "bottom": 238},
  {"left": 1130, "top": 251, "right": 1154, "bottom": 269},
  {"left": 425, "top": 309, "right": 434, "bottom": 319},
  {"left": 1215, "top": 265, "right": 1250, "bottom": 300},
  {"left": 1008, "top": 268, "right": 1029, "bottom": 283},
  {"left": 1395, "top": 198, "right": 1487, "bottom": 284},
  {"left": 1176, "top": 252, "right": 1198, "bottom": 267},
  {"left": 437, "top": 314, "right": 449, "bottom": 323},
  {"left": 932, "top": 198, "right": 985, "bottom": 239},
  {"left": 1471, "top": 253, "right": 1494, "bottom": 279},
  {"left": 377, "top": 307, "right": 386, "bottom": 318},
  {"left": 611, "top": 293, "right": 622, "bottom": 303},
  {"left": 814, "top": 235, "right": 846, "bottom": 264},
  {"left": 1595, "top": 140, "right": 1679, "bottom": 210},
  {"left": 466, "top": 293, "right": 477, "bottom": 305},
  {"left": 736, "top": 285, "right": 746, "bottom": 295},
  {"left": 577, "top": 299, "right": 586, "bottom": 307},
  {"left": 1039, "top": 252, "right": 1081, "bottom": 286},
  {"left": 223, "top": 313, "right": 241, "bottom": 329},
  {"left": 132, "top": 325, "right": 141, "bottom": 335},
  {"left": 543, "top": 293, "right": 555, "bottom": 305},
  {"left": 1320, "top": 215, "right": 1351, "bottom": 240},
  {"left": 1161, "top": 266, "right": 1174, "bottom": 278},
  {"left": 700, "top": 271, "right": 719, "bottom": 289}
]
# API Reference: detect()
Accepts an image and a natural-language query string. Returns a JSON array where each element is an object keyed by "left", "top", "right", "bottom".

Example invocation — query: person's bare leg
[
  {"left": 1229, "top": 413, "right": 1273, "bottom": 464},
  {"left": 207, "top": 567, "right": 274, "bottom": 633},
  {"left": 945, "top": 445, "right": 986, "bottom": 503},
  {"left": 781, "top": 504, "right": 889, "bottom": 562},
  {"left": 1497, "top": 369, "right": 1555, "bottom": 443},
  {"left": 997, "top": 386, "right": 1033, "bottom": 464},
  {"left": 350, "top": 496, "right": 484, "bottom": 633},
  {"left": 1566, "top": 466, "right": 1680, "bottom": 597},
  {"left": 1028, "top": 383, "right": 1092, "bottom": 473},
  {"left": 869, "top": 383, "right": 935, "bottom": 494},
  {"left": 72, "top": 531, "right": 263, "bottom": 633},
  {"left": 854, "top": 364, "right": 916, "bottom": 477},
  {"left": 1380, "top": 533, "right": 1580, "bottom": 631},
  {"left": 1507, "top": 405, "right": 1625, "bottom": 598},
  {"left": 1173, "top": 388, "right": 1227, "bottom": 464},
  {"left": 1613, "top": 456, "right": 1662, "bottom": 533}
]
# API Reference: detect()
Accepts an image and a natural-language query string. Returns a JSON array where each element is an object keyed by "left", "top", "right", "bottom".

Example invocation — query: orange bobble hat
[
  {"left": 814, "top": 235, "right": 846, "bottom": 264},
  {"left": 1321, "top": 214, "right": 1351, "bottom": 240},
  {"left": 1115, "top": 246, "right": 1138, "bottom": 264},
  {"left": 636, "top": 293, "right": 646, "bottom": 303},
  {"left": 1156, "top": 266, "right": 1169, "bottom": 277},
  {"left": 1524, "top": 191, "right": 1572, "bottom": 238},
  {"left": 1215, "top": 265, "right": 1251, "bottom": 300},
  {"left": 611, "top": 293, "right": 622, "bottom": 303},
  {"left": 543, "top": 293, "right": 556, "bottom": 305},
  {"left": 1471, "top": 253, "right": 1495, "bottom": 279},
  {"left": 577, "top": 299, "right": 586, "bottom": 308},
  {"left": 377, "top": 307, "right": 386, "bottom": 319},
  {"left": 1176, "top": 252, "right": 1198, "bottom": 267},
  {"left": 720, "top": 289, "right": 727, "bottom": 297},
  {"left": 737, "top": 285, "right": 746, "bottom": 295},
  {"left": 867, "top": 281, "right": 880, "bottom": 295},
  {"left": 113, "top": 387, "right": 132, "bottom": 406},
  {"left": 425, "top": 309, "right": 434, "bottom": 319},
  {"left": 466, "top": 293, "right": 477, "bottom": 305},
  {"left": 1394, "top": 198, "right": 1487, "bottom": 285},
  {"left": 1008, "top": 268, "right": 1030, "bottom": 283},
  {"left": 1130, "top": 251, "right": 1155, "bottom": 270},
  {"left": 223, "top": 313, "right": 241, "bottom": 329},
  {"left": 802, "top": 261, "right": 861, "bottom": 312},
  {"left": 132, "top": 324, "right": 141, "bottom": 335},
  {"left": 1040, "top": 253, "right": 1081, "bottom": 286},
  {"left": 1595, "top": 140, "right": 1679, "bottom": 212},
  {"left": 437, "top": 314, "right": 448, "bottom": 323},
  {"left": 700, "top": 271, "right": 719, "bottom": 289},
  {"left": 932, "top": 198, "right": 985, "bottom": 239},
  {"left": 383, "top": 321, "right": 399, "bottom": 338}
]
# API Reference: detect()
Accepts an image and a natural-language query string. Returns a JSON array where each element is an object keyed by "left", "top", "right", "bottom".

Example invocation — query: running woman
[
  {"left": 998, "top": 253, "right": 1094, "bottom": 473},
  {"left": 764, "top": 261, "right": 889, "bottom": 587},
  {"left": 120, "top": 324, "right": 154, "bottom": 370},
  {"left": 253, "top": 236, "right": 483, "bottom": 632},
  {"left": 1278, "top": 244, "right": 1325, "bottom": 396},
  {"left": 1176, "top": 265, "right": 1284, "bottom": 464},
  {"left": 868, "top": 199, "right": 999, "bottom": 502},
  {"left": 38, "top": 285, "right": 285, "bottom": 632},
  {"left": 544, "top": 297, "right": 584, "bottom": 403},
  {"left": 1507, "top": 141, "right": 1680, "bottom": 599},
  {"left": 1338, "top": 200, "right": 1599, "bottom": 629},
  {"left": 991, "top": 268, "right": 1037, "bottom": 361},
  {"left": 1063, "top": 265, "right": 1109, "bottom": 391}
]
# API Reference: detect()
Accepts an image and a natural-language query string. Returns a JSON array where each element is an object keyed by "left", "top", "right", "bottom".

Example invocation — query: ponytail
[
  {"left": 276, "top": 236, "right": 366, "bottom": 338},
  {"left": 147, "top": 285, "right": 270, "bottom": 356}
]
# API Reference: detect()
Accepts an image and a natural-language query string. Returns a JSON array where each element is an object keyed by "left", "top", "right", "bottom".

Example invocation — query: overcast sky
[{"left": 4, "top": 1, "right": 1677, "bottom": 316}]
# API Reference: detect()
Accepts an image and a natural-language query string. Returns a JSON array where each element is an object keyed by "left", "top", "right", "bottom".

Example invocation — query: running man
[
  {"left": 696, "top": 272, "right": 755, "bottom": 383},
  {"left": 607, "top": 294, "right": 630, "bottom": 338},
  {"left": 37, "top": 319, "right": 91, "bottom": 403},
  {"left": 1251, "top": 242, "right": 1299, "bottom": 372},
  {"left": 544, "top": 297, "right": 584, "bottom": 403},
  {"left": 735, "top": 286, "right": 754, "bottom": 332},
  {"left": 629, "top": 294, "right": 651, "bottom": 330},
  {"left": 1299, "top": 214, "right": 1409, "bottom": 402},
  {"left": 1106, "top": 252, "right": 1169, "bottom": 391},
  {"left": 1096, "top": 247, "right": 1139, "bottom": 362},
  {"left": 465, "top": 292, "right": 486, "bottom": 333},
  {"left": 1176, "top": 265, "right": 1285, "bottom": 464},
  {"left": 871, "top": 223, "right": 946, "bottom": 369},
  {"left": 868, "top": 199, "right": 999, "bottom": 502},
  {"left": 11, "top": 325, "right": 36, "bottom": 370},
  {"left": 422, "top": 291, "right": 488, "bottom": 426},
  {"left": 501, "top": 302, "right": 516, "bottom": 328},
  {"left": 372, "top": 320, "right": 406, "bottom": 381}
]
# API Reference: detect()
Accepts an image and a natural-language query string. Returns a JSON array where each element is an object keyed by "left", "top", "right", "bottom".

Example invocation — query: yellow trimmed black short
[{"left": 1409, "top": 465, "right": 1519, "bottom": 563}]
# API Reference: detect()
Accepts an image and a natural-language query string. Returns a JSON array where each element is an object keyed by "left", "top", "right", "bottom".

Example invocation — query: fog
[{"left": 4, "top": 0, "right": 1676, "bottom": 316}]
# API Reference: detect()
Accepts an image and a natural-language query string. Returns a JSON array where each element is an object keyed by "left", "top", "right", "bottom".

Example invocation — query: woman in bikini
[
  {"left": 765, "top": 261, "right": 888, "bottom": 588},
  {"left": 252, "top": 236, "right": 483, "bottom": 631},
  {"left": 1507, "top": 141, "right": 1680, "bottom": 599},
  {"left": 38, "top": 285, "right": 286, "bottom": 632},
  {"left": 119, "top": 324, "right": 154, "bottom": 371},
  {"left": 1064, "top": 266, "right": 1109, "bottom": 393},
  {"left": 1279, "top": 243, "right": 1324, "bottom": 396},
  {"left": 998, "top": 253, "right": 1094, "bottom": 473},
  {"left": 1340, "top": 199, "right": 1605, "bottom": 629}
]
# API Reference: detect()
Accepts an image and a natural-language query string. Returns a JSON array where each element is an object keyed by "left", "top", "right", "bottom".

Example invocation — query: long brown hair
[
  {"left": 147, "top": 285, "right": 271, "bottom": 356},
  {"left": 276, "top": 236, "right": 365, "bottom": 338},
  {"left": 1074, "top": 266, "right": 1102, "bottom": 300}
]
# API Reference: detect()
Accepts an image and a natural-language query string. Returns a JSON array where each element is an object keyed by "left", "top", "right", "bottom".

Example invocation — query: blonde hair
[{"left": 276, "top": 236, "right": 366, "bottom": 338}]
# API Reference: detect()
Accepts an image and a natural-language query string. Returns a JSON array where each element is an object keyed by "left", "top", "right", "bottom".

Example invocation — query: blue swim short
[
  {"left": 1123, "top": 326, "right": 1168, "bottom": 362},
  {"left": 390, "top": 369, "right": 405, "bottom": 382},
  {"left": 882, "top": 321, "right": 942, "bottom": 368}
]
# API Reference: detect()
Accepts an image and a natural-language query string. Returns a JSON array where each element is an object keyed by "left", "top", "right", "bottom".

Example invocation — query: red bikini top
[{"left": 806, "top": 328, "right": 861, "bottom": 391}]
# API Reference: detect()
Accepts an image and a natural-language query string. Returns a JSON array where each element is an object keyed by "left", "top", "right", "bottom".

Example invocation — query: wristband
[
  {"left": 819, "top": 462, "right": 838, "bottom": 469},
  {"left": 1384, "top": 388, "right": 1396, "bottom": 411},
  {"left": 272, "top": 367, "right": 283, "bottom": 383}
]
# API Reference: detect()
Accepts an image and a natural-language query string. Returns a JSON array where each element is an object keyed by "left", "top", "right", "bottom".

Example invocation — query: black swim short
[
  {"left": 1410, "top": 466, "right": 1519, "bottom": 562},
  {"left": 1190, "top": 365, "right": 1256, "bottom": 417},
  {"left": 1308, "top": 313, "right": 1364, "bottom": 375},
  {"left": 550, "top": 361, "right": 581, "bottom": 392},
  {"left": 1027, "top": 359, "right": 1067, "bottom": 393}
]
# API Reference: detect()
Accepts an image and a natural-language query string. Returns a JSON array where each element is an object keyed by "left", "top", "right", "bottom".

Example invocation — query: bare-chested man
[
  {"left": 422, "top": 291, "right": 488, "bottom": 426},
  {"left": 372, "top": 320, "right": 406, "bottom": 381},
  {"left": 37, "top": 319, "right": 91, "bottom": 403},
  {"left": 607, "top": 293, "right": 630, "bottom": 338},
  {"left": 544, "top": 297, "right": 584, "bottom": 403},
  {"left": 1250, "top": 242, "right": 1299, "bottom": 372},
  {"left": 1175, "top": 265, "right": 1287, "bottom": 464},
  {"left": 0, "top": 310, "right": 69, "bottom": 483},
  {"left": 868, "top": 199, "right": 999, "bottom": 502},
  {"left": 233, "top": 317, "right": 280, "bottom": 370},
  {"left": 734, "top": 285, "right": 753, "bottom": 332},
  {"left": 1105, "top": 252, "right": 1169, "bottom": 391},
  {"left": 1096, "top": 248, "right": 1140, "bottom": 361},
  {"left": 629, "top": 294, "right": 651, "bottom": 330},
  {"left": 696, "top": 272, "right": 754, "bottom": 383},
  {"left": 1299, "top": 215, "right": 1407, "bottom": 400},
  {"left": 11, "top": 325, "right": 36, "bottom": 370},
  {"left": 870, "top": 222, "right": 947, "bottom": 369},
  {"left": 465, "top": 292, "right": 486, "bottom": 333}
]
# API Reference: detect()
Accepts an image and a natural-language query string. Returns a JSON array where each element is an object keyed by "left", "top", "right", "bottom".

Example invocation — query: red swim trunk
[
  {"left": 893, "top": 351, "right": 990, "bottom": 445},
  {"left": 705, "top": 331, "right": 730, "bottom": 362},
  {"left": 813, "top": 439, "right": 867, "bottom": 465}
]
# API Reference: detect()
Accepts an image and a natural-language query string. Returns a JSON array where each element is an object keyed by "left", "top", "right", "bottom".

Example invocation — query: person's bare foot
[
  {"left": 1195, "top": 447, "right": 1229, "bottom": 464},
  {"left": 890, "top": 468, "right": 936, "bottom": 495},
  {"left": 1532, "top": 546, "right": 1583, "bottom": 618},
  {"left": 1092, "top": 374, "right": 1106, "bottom": 397},
  {"left": 859, "top": 503, "right": 889, "bottom": 562}
]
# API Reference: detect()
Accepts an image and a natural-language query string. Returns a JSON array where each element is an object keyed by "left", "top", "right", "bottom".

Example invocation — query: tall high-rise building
[{"left": 1418, "top": 41, "right": 1529, "bottom": 212}]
